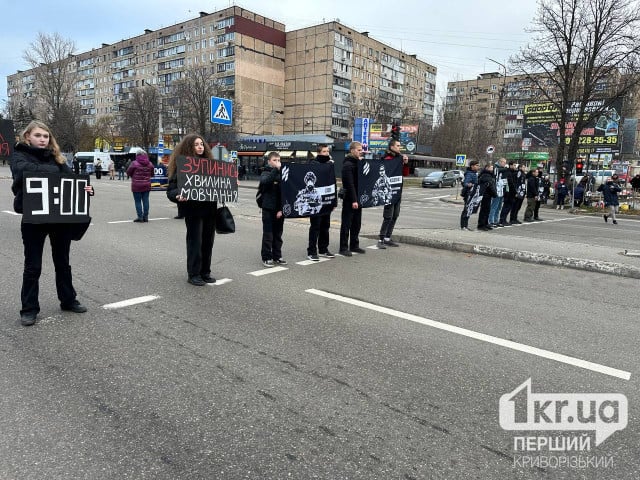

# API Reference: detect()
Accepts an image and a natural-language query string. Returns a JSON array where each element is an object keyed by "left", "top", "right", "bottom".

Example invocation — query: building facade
[{"left": 6, "top": 8, "right": 435, "bottom": 147}]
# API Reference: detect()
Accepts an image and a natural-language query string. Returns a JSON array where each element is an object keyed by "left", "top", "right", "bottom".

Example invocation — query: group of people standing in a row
[
  {"left": 461, "top": 158, "right": 555, "bottom": 231},
  {"left": 256, "top": 139, "right": 408, "bottom": 268}
]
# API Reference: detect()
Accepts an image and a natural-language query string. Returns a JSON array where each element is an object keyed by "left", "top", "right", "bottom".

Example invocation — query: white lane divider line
[
  {"left": 248, "top": 266, "right": 288, "bottom": 276},
  {"left": 305, "top": 289, "right": 631, "bottom": 381},
  {"left": 107, "top": 218, "right": 170, "bottom": 224},
  {"left": 296, "top": 258, "right": 331, "bottom": 266},
  {"left": 103, "top": 295, "right": 160, "bottom": 310},
  {"left": 210, "top": 278, "right": 233, "bottom": 286}
]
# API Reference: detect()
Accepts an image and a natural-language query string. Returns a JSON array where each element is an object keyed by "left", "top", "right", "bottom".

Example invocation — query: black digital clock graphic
[{"left": 23, "top": 173, "right": 91, "bottom": 224}]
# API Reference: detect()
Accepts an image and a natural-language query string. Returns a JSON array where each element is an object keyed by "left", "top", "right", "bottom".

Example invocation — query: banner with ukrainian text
[
  {"left": 358, "top": 157, "right": 403, "bottom": 208},
  {"left": 280, "top": 162, "right": 337, "bottom": 218},
  {"left": 176, "top": 155, "right": 238, "bottom": 203}
]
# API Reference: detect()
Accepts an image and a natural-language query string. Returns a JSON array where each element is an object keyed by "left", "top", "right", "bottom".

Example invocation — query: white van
[
  {"left": 74, "top": 151, "right": 112, "bottom": 174},
  {"left": 573, "top": 169, "right": 616, "bottom": 187}
]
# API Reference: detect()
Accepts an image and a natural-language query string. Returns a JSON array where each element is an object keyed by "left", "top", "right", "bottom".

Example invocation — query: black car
[{"left": 422, "top": 170, "right": 458, "bottom": 188}]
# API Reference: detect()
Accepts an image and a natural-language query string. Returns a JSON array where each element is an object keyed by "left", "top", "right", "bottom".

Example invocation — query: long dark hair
[{"left": 167, "top": 134, "right": 213, "bottom": 177}]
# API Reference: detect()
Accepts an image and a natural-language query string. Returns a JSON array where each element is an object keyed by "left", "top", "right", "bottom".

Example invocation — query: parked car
[
  {"left": 449, "top": 169, "right": 464, "bottom": 182},
  {"left": 422, "top": 170, "right": 458, "bottom": 188}
]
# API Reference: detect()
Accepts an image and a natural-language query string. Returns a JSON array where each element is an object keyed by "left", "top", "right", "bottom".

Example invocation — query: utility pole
[{"left": 487, "top": 58, "right": 507, "bottom": 154}]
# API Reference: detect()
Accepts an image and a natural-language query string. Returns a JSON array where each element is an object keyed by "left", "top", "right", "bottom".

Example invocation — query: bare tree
[
  {"left": 93, "top": 114, "right": 119, "bottom": 151},
  {"left": 511, "top": 0, "right": 640, "bottom": 176},
  {"left": 171, "top": 65, "right": 241, "bottom": 144},
  {"left": 23, "top": 32, "right": 78, "bottom": 121},
  {"left": 120, "top": 86, "right": 159, "bottom": 149}
]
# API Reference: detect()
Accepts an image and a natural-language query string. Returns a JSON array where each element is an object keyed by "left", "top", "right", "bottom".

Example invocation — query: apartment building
[
  {"left": 6, "top": 9, "right": 436, "bottom": 145},
  {"left": 285, "top": 22, "right": 436, "bottom": 139},
  {"left": 7, "top": 7, "right": 286, "bottom": 142}
]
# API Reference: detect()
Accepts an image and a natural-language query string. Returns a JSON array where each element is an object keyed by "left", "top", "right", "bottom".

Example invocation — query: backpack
[{"left": 256, "top": 184, "right": 264, "bottom": 208}]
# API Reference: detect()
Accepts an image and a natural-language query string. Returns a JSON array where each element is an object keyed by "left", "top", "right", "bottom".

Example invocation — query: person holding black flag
[
  {"left": 166, "top": 134, "right": 218, "bottom": 286},
  {"left": 259, "top": 152, "right": 287, "bottom": 267},
  {"left": 306, "top": 144, "right": 336, "bottom": 260},
  {"left": 11, "top": 120, "right": 94, "bottom": 326},
  {"left": 376, "top": 139, "right": 408, "bottom": 248}
]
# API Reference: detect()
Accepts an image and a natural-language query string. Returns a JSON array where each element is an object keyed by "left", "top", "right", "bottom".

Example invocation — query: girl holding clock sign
[{"left": 10, "top": 120, "right": 94, "bottom": 326}]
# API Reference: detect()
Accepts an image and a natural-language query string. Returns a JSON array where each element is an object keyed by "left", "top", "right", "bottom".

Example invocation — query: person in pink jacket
[{"left": 127, "top": 151, "right": 154, "bottom": 222}]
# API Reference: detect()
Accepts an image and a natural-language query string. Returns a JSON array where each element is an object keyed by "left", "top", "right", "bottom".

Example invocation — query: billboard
[
  {"left": 522, "top": 98, "right": 623, "bottom": 154},
  {"left": 368, "top": 123, "right": 418, "bottom": 154}
]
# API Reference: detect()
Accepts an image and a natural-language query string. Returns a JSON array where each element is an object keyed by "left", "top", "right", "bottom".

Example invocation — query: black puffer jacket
[
  {"left": 341, "top": 154, "right": 359, "bottom": 204},
  {"left": 258, "top": 165, "right": 282, "bottom": 212},
  {"left": 478, "top": 168, "right": 497, "bottom": 198},
  {"left": 11, "top": 143, "right": 71, "bottom": 214}
]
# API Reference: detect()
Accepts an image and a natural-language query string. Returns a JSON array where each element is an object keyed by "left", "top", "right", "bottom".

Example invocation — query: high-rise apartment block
[{"left": 6, "top": 7, "right": 436, "bottom": 144}]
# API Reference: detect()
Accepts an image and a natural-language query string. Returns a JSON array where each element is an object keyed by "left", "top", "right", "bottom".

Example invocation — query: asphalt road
[{"left": 0, "top": 176, "right": 638, "bottom": 479}]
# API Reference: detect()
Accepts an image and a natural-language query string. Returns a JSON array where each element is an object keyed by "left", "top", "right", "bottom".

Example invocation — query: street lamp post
[{"left": 487, "top": 57, "right": 507, "bottom": 153}]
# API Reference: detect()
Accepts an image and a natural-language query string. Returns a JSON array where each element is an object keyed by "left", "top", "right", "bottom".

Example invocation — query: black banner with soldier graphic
[
  {"left": 358, "top": 157, "right": 403, "bottom": 208},
  {"left": 280, "top": 163, "right": 337, "bottom": 218}
]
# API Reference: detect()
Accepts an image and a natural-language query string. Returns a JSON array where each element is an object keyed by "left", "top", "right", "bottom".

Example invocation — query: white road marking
[
  {"left": 367, "top": 245, "right": 384, "bottom": 250},
  {"left": 296, "top": 258, "right": 331, "bottom": 265},
  {"left": 2, "top": 210, "right": 20, "bottom": 216},
  {"left": 107, "top": 217, "right": 170, "bottom": 224},
  {"left": 103, "top": 295, "right": 160, "bottom": 309},
  {"left": 305, "top": 289, "right": 631, "bottom": 381},
  {"left": 248, "top": 266, "right": 288, "bottom": 276},
  {"left": 209, "top": 278, "right": 232, "bottom": 285}
]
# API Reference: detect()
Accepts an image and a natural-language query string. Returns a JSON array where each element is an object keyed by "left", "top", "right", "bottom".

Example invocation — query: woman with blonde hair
[
  {"left": 166, "top": 134, "right": 218, "bottom": 286},
  {"left": 11, "top": 120, "right": 94, "bottom": 326}
]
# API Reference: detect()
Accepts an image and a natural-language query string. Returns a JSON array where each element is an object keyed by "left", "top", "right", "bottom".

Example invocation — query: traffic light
[
  {"left": 575, "top": 161, "right": 584, "bottom": 175},
  {"left": 391, "top": 123, "right": 400, "bottom": 141}
]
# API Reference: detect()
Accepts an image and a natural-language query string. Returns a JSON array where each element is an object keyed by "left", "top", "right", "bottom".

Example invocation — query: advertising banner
[
  {"left": 280, "top": 163, "right": 337, "bottom": 218},
  {"left": 523, "top": 98, "right": 623, "bottom": 154}
]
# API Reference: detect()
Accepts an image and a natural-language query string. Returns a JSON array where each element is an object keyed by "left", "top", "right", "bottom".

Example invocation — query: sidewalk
[{"left": 239, "top": 178, "right": 640, "bottom": 279}]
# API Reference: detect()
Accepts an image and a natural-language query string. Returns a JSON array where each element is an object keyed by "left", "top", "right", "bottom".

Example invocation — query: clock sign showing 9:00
[{"left": 23, "top": 173, "right": 91, "bottom": 224}]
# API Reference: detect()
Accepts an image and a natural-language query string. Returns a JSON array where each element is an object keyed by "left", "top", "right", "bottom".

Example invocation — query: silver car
[{"left": 422, "top": 171, "right": 458, "bottom": 188}]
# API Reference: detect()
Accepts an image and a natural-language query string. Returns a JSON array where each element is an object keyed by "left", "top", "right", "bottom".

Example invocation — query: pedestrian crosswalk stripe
[{"left": 213, "top": 101, "right": 231, "bottom": 121}]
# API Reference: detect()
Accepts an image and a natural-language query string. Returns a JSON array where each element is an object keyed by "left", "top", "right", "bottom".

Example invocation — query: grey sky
[{"left": 1, "top": 0, "right": 539, "bottom": 111}]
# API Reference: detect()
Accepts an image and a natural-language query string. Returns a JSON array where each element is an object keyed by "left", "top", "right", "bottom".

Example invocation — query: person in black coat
[
  {"left": 306, "top": 144, "right": 336, "bottom": 260},
  {"left": 166, "top": 134, "right": 218, "bottom": 286},
  {"left": 339, "top": 142, "right": 365, "bottom": 255},
  {"left": 524, "top": 169, "right": 540, "bottom": 221},
  {"left": 11, "top": 120, "right": 94, "bottom": 326},
  {"left": 477, "top": 163, "right": 497, "bottom": 231},
  {"left": 499, "top": 161, "right": 518, "bottom": 225},
  {"left": 258, "top": 152, "right": 286, "bottom": 267}
]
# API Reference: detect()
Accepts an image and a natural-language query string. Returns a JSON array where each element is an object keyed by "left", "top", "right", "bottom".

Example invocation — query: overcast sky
[{"left": 1, "top": 0, "right": 539, "bottom": 110}]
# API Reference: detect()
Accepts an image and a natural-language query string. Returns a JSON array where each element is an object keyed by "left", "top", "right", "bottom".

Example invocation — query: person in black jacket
[
  {"left": 259, "top": 152, "right": 287, "bottom": 267},
  {"left": 166, "top": 134, "right": 218, "bottom": 286},
  {"left": 376, "top": 139, "right": 408, "bottom": 248},
  {"left": 499, "top": 161, "right": 518, "bottom": 225},
  {"left": 307, "top": 144, "right": 336, "bottom": 260},
  {"left": 339, "top": 142, "right": 365, "bottom": 256},
  {"left": 477, "top": 163, "right": 497, "bottom": 231},
  {"left": 524, "top": 168, "right": 540, "bottom": 222},
  {"left": 11, "top": 120, "right": 94, "bottom": 326}
]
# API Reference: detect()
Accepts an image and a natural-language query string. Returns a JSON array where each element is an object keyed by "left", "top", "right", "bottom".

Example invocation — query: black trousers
[
  {"left": 379, "top": 201, "right": 401, "bottom": 239},
  {"left": 510, "top": 197, "right": 524, "bottom": 222},
  {"left": 499, "top": 195, "right": 515, "bottom": 223},
  {"left": 340, "top": 203, "right": 362, "bottom": 251},
  {"left": 261, "top": 209, "right": 284, "bottom": 261},
  {"left": 21, "top": 223, "right": 76, "bottom": 315},
  {"left": 308, "top": 214, "right": 331, "bottom": 255},
  {"left": 184, "top": 215, "right": 215, "bottom": 277},
  {"left": 477, "top": 196, "right": 492, "bottom": 228}
]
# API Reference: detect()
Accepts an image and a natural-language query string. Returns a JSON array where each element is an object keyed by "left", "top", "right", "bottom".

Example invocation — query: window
[{"left": 216, "top": 17, "right": 235, "bottom": 29}]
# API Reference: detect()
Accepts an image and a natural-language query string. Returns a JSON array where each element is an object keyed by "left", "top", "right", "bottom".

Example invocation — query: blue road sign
[
  {"left": 211, "top": 96, "right": 233, "bottom": 126},
  {"left": 455, "top": 154, "right": 467, "bottom": 166}
]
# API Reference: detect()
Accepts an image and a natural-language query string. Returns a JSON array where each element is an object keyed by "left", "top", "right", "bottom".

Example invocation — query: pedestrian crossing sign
[
  {"left": 210, "top": 96, "right": 233, "bottom": 126},
  {"left": 455, "top": 154, "right": 466, "bottom": 166}
]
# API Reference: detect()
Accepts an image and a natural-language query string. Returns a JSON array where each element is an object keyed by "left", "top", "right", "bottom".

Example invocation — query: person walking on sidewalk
[
  {"left": 555, "top": 178, "right": 569, "bottom": 209},
  {"left": 339, "top": 141, "right": 365, "bottom": 256},
  {"left": 260, "top": 152, "right": 287, "bottom": 267},
  {"left": 376, "top": 139, "right": 408, "bottom": 248},
  {"left": 460, "top": 160, "right": 480, "bottom": 230},
  {"left": 307, "top": 144, "right": 336, "bottom": 261},
  {"left": 598, "top": 174, "right": 622, "bottom": 224}
]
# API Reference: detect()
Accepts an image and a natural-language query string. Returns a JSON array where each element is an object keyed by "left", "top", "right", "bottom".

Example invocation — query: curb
[{"left": 363, "top": 233, "right": 640, "bottom": 279}]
